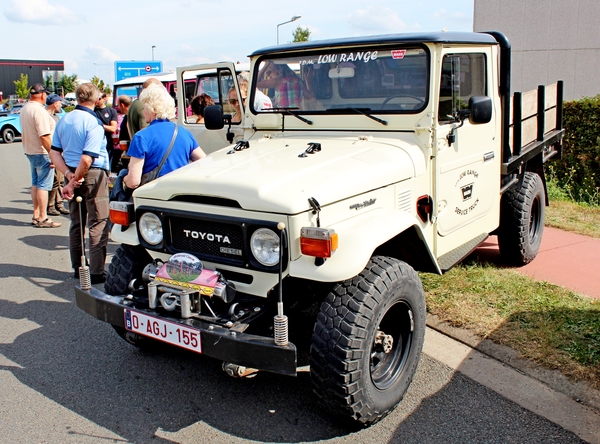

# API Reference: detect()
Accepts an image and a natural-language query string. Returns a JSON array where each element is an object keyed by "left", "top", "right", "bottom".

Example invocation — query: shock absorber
[{"left": 274, "top": 222, "right": 288, "bottom": 346}]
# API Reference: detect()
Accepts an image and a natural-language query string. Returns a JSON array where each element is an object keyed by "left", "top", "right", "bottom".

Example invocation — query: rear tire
[
  {"left": 310, "top": 256, "right": 426, "bottom": 426},
  {"left": 2, "top": 128, "right": 15, "bottom": 144},
  {"left": 498, "top": 172, "right": 545, "bottom": 266}
]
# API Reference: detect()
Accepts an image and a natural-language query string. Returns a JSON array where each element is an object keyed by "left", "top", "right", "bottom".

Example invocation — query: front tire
[
  {"left": 498, "top": 172, "right": 545, "bottom": 265},
  {"left": 310, "top": 256, "right": 426, "bottom": 426},
  {"left": 104, "top": 244, "right": 151, "bottom": 295},
  {"left": 2, "top": 128, "right": 15, "bottom": 144},
  {"left": 105, "top": 244, "right": 155, "bottom": 348}
]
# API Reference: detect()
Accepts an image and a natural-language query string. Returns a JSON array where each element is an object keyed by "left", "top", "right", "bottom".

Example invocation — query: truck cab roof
[{"left": 250, "top": 31, "right": 500, "bottom": 57}]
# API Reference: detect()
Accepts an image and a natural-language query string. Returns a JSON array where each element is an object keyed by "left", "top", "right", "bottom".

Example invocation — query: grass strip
[{"left": 420, "top": 260, "right": 600, "bottom": 390}]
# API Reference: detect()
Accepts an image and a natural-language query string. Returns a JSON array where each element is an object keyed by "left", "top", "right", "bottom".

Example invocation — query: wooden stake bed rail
[{"left": 502, "top": 81, "right": 564, "bottom": 176}]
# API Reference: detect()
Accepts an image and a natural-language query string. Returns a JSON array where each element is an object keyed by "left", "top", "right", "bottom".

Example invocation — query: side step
[{"left": 437, "top": 233, "right": 488, "bottom": 271}]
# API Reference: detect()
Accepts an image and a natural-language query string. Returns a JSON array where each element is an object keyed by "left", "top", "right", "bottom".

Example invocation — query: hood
[{"left": 135, "top": 133, "right": 424, "bottom": 214}]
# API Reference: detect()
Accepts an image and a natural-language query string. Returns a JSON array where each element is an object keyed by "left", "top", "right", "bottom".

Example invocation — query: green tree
[
  {"left": 293, "top": 26, "right": 310, "bottom": 43},
  {"left": 57, "top": 73, "right": 78, "bottom": 94},
  {"left": 13, "top": 73, "right": 29, "bottom": 99},
  {"left": 90, "top": 76, "right": 112, "bottom": 95}
]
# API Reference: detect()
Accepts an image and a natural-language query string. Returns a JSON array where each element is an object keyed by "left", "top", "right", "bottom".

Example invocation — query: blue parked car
[{"left": 0, "top": 104, "right": 65, "bottom": 144}]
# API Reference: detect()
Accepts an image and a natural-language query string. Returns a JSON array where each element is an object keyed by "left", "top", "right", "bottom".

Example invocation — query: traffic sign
[{"left": 114, "top": 61, "right": 163, "bottom": 82}]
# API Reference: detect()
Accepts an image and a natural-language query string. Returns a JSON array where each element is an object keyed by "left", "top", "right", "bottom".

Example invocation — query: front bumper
[{"left": 75, "top": 286, "right": 297, "bottom": 376}]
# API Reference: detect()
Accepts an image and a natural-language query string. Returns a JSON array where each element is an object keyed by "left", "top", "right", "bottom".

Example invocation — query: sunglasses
[{"left": 229, "top": 98, "right": 246, "bottom": 105}]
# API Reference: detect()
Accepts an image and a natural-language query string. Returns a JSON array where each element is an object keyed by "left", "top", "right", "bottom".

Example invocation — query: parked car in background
[
  {"left": 0, "top": 103, "right": 65, "bottom": 144},
  {"left": 0, "top": 103, "right": 24, "bottom": 117}
]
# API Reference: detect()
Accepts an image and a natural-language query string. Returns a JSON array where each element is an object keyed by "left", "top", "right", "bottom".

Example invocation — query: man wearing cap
[
  {"left": 49, "top": 83, "right": 110, "bottom": 284},
  {"left": 20, "top": 83, "right": 62, "bottom": 228},
  {"left": 45, "top": 94, "right": 69, "bottom": 216}
]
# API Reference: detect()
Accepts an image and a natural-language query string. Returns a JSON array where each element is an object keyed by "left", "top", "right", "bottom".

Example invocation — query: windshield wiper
[
  {"left": 270, "top": 107, "right": 313, "bottom": 125},
  {"left": 326, "top": 107, "right": 388, "bottom": 126}
]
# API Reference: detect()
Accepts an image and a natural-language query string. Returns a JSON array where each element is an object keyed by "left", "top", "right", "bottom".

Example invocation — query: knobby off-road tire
[
  {"left": 104, "top": 244, "right": 155, "bottom": 348},
  {"left": 310, "top": 256, "right": 426, "bottom": 426},
  {"left": 498, "top": 172, "right": 545, "bottom": 266}
]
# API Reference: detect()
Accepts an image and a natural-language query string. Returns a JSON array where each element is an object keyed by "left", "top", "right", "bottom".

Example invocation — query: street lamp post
[
  {"left": 152, "top": 45, "right": 156, "bottom": 61},
  {"left": 277, "top": 15, "right": 301, "bottom": 45}
]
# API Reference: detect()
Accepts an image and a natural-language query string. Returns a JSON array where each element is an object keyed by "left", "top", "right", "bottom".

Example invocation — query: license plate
[{"left": 124, "top": 309, "right": 202, "bottom": 353}]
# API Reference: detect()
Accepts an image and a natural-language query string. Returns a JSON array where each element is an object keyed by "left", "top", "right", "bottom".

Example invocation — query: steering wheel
[{"left": 381, "top": 94, "right": 425, "bottom": 109}]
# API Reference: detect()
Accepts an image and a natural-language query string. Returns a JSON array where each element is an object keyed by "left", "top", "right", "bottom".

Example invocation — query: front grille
[{"left": 169, "top": 217, "right": 244, "bottom": 261}]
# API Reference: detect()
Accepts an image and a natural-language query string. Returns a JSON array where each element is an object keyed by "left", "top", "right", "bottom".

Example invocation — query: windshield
[{"left": 251, "top": 45, "right": 429, "bottom": 114}]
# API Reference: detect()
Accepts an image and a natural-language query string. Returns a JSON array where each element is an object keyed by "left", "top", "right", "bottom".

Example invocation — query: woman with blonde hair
[{"left": 124, "top": 84, "right": 206, "bottom": 190}]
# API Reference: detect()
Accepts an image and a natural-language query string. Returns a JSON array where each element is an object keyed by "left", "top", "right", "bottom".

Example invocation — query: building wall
[
  {"left": 474, "top": 0, "right": 600, "bottom": 101},
  {"left": 0, "top": 59, "right": 65, "bottom": 100}
]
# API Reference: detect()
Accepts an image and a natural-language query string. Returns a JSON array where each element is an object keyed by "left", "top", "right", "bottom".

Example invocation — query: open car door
[{"left": 176, "top": 62, "right": 249, "bottom": 154}]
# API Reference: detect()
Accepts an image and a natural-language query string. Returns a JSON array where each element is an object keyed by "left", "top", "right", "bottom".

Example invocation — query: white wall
[{"left": 474, "top": 0, "right": 600, "bottom": 101}]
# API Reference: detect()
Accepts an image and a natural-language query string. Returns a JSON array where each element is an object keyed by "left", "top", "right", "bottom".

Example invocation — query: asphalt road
[{"left": 0, "top": 142, "right": 595, "bottom": 443}]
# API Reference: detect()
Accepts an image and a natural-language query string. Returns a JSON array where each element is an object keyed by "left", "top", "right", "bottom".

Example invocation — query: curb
[{"left": 426, "top": 313, "right": 600, "bottom": 414}]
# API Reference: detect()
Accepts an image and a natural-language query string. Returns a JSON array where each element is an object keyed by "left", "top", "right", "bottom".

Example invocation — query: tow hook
[{"left": 222, "top": 362, "right": 258, "bottom": 378}]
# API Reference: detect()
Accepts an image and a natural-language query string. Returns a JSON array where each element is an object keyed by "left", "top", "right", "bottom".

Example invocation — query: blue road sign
[{"left": 114, "top": 61, "right": 163, "bottom": 82}]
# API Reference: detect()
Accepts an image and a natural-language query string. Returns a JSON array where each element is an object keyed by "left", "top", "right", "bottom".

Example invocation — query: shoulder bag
[{"left": 140, "top": 123, "right": 179, "bottom": 185}]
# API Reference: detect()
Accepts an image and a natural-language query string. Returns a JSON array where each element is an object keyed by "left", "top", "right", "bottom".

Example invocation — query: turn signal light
[
  {"left": 300, "top": 227, "right": 338, "bottom": 258},
  {"left": 109, "top": 201, "right": 134, "bottom": 227}
]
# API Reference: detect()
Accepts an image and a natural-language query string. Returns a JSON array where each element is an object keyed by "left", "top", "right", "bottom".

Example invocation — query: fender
[
  {"left": 289, "top": 208, "right": 439, "bottom": 282},
  {"left": 110, "top": 223, "right": 140, "bottom": 246}
]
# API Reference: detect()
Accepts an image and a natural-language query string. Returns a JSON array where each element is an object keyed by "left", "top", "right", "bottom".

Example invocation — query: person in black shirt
[{"left": 94, "top": 92, "right": 118, "bottom": 163}]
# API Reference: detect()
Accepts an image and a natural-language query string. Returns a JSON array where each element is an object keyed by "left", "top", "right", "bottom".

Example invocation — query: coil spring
[
  {"left": 274, "top": 314, "right": 288, "bottom": 346},
  {"left": 79, "top": 266, "right": 91, "bottom": 290}
]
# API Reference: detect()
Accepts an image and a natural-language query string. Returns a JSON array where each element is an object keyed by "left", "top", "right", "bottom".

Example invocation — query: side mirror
[
  {"left": 468, "top": 96, "right": 492, "bottom": 124},
  {"left": 204, "top": 105, "right": 224, "bottom": 130}
]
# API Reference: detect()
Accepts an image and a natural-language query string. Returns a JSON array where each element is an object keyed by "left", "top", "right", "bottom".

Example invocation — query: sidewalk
[{"left": 473, "top": 226, "right": 600, "bottom": 299}]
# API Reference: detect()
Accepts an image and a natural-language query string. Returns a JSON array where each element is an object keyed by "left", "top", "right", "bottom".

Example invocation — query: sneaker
[
  {"left": 47, "top": 206, "right": 61, "bottom": 216},
  {"left": 56, "top": 203, "right": 70, "bottom": 214}
]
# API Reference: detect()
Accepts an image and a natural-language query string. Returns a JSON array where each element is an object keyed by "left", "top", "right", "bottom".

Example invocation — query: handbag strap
[{"left": 155, "top": 123, "right": 179, "bottom": 176}]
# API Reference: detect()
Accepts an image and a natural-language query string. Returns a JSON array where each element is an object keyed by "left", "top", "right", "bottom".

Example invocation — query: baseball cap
[
  {"left": 30, "top": 83, "right": 47, "bottom": 95},
  {"left": 46, "top": 94, "right": 62, "bottom": 105}
]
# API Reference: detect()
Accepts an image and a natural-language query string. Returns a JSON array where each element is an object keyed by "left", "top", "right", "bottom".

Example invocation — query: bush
[{"left": 552, "top": 96, "right": 600, "bottom": 205}]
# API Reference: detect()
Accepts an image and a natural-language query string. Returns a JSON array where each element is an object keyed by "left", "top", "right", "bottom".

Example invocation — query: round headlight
[
  {"left": 250, "top": 228, "right": 280, "bottom": 267},
  {"left": 139, "top": 212, "right": 163, "bottom": 245}
]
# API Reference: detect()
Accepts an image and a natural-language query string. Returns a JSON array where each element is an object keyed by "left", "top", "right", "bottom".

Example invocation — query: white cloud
[
  {"left": 4, "top": 0, "right": 81, "bottom": 26},
  {"left": 347, "top": 6, "right": 410, "bottom": 35},
  {"left": 432, "top": 8, "right": 473, "bottom": 31},
  {"left": 84, "top": 44, "right": 120, "bottom": 65}
]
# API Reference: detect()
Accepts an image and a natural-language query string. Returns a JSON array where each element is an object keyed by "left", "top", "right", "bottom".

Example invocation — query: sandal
[
  {"left": 31, "top": 217, "right": 39, "bottom": 226},
  {"left": 36, "top": 218, "right": 62, "bottom": 228}
]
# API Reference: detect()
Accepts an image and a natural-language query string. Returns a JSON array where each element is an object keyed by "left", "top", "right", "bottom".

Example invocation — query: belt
[{"left": 68, "top": 166, "right": 109, "bottom": 174}]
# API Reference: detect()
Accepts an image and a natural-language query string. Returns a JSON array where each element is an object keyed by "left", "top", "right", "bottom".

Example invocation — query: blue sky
[{"left": 1, "top": 0, "right": 474, "bottom": 84}]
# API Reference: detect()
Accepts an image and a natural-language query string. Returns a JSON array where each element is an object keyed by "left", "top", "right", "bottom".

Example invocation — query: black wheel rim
[
  {"left": 370, "top": 301, "right": 413, "bottom": 390},
  {"left": 529, "top": 194, "right": 541, "bottom": 243}
]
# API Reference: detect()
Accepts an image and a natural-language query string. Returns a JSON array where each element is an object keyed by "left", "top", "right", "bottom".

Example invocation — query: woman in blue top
[{"left": 124, "top": 83, "right": 206, "bottom": 190}]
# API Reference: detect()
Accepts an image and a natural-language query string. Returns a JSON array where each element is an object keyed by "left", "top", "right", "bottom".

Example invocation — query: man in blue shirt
[{"left": 50, "top": 83, "right": 110, "bottom": 284}]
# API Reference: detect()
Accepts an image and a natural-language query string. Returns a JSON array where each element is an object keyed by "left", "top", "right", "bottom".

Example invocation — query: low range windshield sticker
[{"left": 300, "top": 50, "right": 379, "bottom": 66}]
